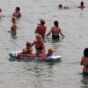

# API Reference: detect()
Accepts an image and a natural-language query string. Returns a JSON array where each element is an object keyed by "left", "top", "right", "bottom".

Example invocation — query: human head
[
  {"left": 48, "top": 49, "right": 53, "bottom": 56},
  {"left": 36, "top": 34, "right": 42, "bottom": 40},
  {"left": 40, "top": 19, "right": 45, "bottom": 25},
  {"left": 54, "top": 20, "right": 59, "bottom": 27},
  {"left": 84, "top": 48, "right": 88, "bottom": 57},
  {"left": 80, "top": 1, "right": 84, "bottom": 6},
  {"left": 58, "top": 4, "right": 63, "bottom": 9},
  {"left": 26, "top": 42, "right": 32, "bottom": 47},
  {"left": 15, "top": 7, "right": 20, "bottom": 12}
]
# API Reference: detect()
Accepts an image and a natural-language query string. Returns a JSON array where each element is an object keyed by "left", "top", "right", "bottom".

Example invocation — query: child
[
  {"left": 17, "top": 42, "right": 35, "bottom": 58},
  {"left": 80, "top": 48, "right": 88, "bottom": 76},
  {"left": 12, "top": 7, "right": 21, "bottom": 18},
  {"left": 39, "top": 49, "right": 53, "bottom": 61},
  {"left": 11, "top": 16, "right": 17, "bottom": 36}
]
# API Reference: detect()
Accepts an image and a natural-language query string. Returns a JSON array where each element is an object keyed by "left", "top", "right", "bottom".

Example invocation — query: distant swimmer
[
  {"left": 78, "top": 1, "right": 85, "bottom": 9},
  {"left": 32, "top": 34, "right": 45, "bottom": 55},
  {"left": 46, "top": 20, "right": 65, "bottom": 40},
  {"left": 35, "top": 19, "right": 46, "bottom": 40},
  {"left": 80, "top": 48, "right": 88, "bottom": 76},
  {"left": 12, "top": 7, "right": 21, "bottom": 18},
  {"left": 58, "top": 4, "right": 69, "bottom": 9},
  {"left": 11, "top": 16, "right": 17, "bottom": 36}
]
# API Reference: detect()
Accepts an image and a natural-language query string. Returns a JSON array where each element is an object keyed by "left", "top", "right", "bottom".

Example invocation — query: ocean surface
[{"left": 0, "top": 0, "right": 88, "bottom": 88}]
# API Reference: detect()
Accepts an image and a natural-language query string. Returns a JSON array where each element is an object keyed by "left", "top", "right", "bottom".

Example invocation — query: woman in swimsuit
[
  {"left": 11, "top": 16, "right": 17, "bottom": 36},
  {"left": 47, "top": 20, "right": 64, "bottom": 39}
]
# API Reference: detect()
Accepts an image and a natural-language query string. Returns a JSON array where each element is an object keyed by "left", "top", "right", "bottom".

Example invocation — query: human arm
[
  {"left": 59, "top": 28, "right": 65, "bottom": 38},
  {"left": 46, "top": 28, "right": 52, "bottom": 36}
]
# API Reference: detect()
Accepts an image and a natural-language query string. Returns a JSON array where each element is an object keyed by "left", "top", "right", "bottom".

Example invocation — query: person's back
[
  {"left": 35, "top": 20, "right": 46, "bottom": 39},
  {"left": 80, "top": 48, "right": 88, "bottom": 76}
]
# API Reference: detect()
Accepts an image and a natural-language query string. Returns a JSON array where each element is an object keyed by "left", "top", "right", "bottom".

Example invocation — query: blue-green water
[{"left": 0, "top": 0, "right": 88, "bottom": 88}]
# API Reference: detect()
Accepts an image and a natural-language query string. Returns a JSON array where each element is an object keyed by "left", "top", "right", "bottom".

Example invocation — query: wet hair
[
  {"left": 15, "top": 7, "right": 20, "bottom": 11},
  {"left": 40, "top": 19, "right": 45, "bottom": 25},
  {"left": 58, "top": 4, "right": 63, "bottom": 8},
  {"left": 54, "top": 20, "right": 59, "bottom": 27},
  {"left": 84, "top": 48, "right": 88, "bottom": 57},
  {"left": 26, "top": 42, "right": 32, "bottom": 47},
  {"left": 80, "top": 1, "right": 84, "bottom": 6}
]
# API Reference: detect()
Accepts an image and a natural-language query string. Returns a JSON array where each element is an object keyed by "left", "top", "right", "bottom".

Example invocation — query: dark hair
[
  {"left": 40, "top": 20, "right": 45, "bottom": 25},
  {"left": 54, "top": 20, "right": 58, "bottom": 27},
  {"left": 81, "top": 1, "right": 84, "bottom": 6},
  {"left": 58, "top": 4, "right": 62, "bottom": 8},
  {"left": 84, "top": 48, "right": 88, "bottom": 57},
  {"left": 16, "top": 7, "right": 20, "bottom": 11}
]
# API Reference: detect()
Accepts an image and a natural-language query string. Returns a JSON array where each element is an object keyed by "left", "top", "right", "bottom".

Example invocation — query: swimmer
[
  {"left": 58, "top": 4, "right": 69, "bottom": 9},
  {"left": 35, "top": 19, "right": 46, "bottom": 39},
  {"left": 78, "top": 1, "right": 85, "bottom": 9},
  {"left": 39, "top": 49, "right": 53, "bottom": 61},
  {"left": 12, "top": 7, "right": 21, "bottom": 18},
  {"left": 17, "top": 42, "right": 35, "bottom": 58},
  {"left": 11, "top": 16, "right": 17, "bottom": 36},
  {"left": 80, "top": 48, "right": 88, "bottom": 76},
  {"left": 46, "top": 20, "right": 65, "bottom": 40},
  {"left": 32, "top": 34, "right": 45, "bottom": 55}
]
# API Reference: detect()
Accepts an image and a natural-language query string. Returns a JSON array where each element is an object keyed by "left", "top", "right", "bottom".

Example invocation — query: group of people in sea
[
  {"left": 0, "top": 1, "right": 87, "bottom": 75},
  {"left": 5, "top": 6, "right": 64, "bottom": 60},
  {"left": 58, "top": 1, "right": 85, "bottom": 9},
  {"left": 17, "top": 19, "right": 65, "bottom": 60}
]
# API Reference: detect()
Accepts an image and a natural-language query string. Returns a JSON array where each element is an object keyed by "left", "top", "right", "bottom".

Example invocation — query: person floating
[
  {"left": 35, "top": 19, "right": 46, "bottom": 40},
  {"left": 58, "top": 4, "right": 69, "bottom": 9},
  {"left": 80, "top": 48, "right": 88, "bottom": 76},
  {"left": 46, "top": 20, "right": 65, "bottom": 40},
  {"left": 78, "top": 1, "right": 85, "bottom": 9},
  {"left": 32, "top": 34, "right": 45, "bottom": 55},
  {"left": 12, "top": 7, "right": 21, "bottom": 18}
]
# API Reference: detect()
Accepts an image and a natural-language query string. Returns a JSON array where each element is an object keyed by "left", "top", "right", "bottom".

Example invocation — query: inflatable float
[{"left": 9, "top": 51, "right": 62, "bottom": 62}]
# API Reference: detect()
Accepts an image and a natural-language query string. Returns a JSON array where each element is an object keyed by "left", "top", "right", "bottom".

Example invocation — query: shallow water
[{"left": 0, "top": 0, "right": 88, "bottom": 88}]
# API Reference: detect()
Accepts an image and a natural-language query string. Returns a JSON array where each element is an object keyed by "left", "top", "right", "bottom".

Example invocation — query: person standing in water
[
  {"left": 78, "top": 1, "right": 85, "bottom": 9},
  {"left": 32, "top": 34, "right": 45, "bottom": 55},
  {"left": 46, "top": 20, "right": 64, "bottom": 40},
  {"left": 11, "top": 16, "right": 17, "bottom": 36},
  {"left": 80, "top": 48, "right": 88, "bottom": 76},
  {"left": 12, "top": 7, "right": 21, "bottom": 18},
  {"left": 35, "top": 19, "right": 46, "bottom": 40}
]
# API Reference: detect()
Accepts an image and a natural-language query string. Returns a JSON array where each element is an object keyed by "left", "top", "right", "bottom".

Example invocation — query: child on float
[
  {"left": 17, "top": 42, "right": 35, "bottom": 58},
  {"left": 39, "top": 49, "right": 53, "bottom": 61}
]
